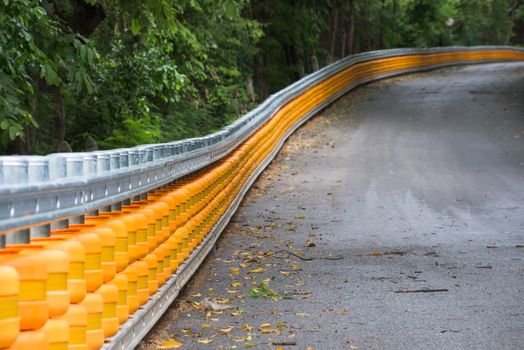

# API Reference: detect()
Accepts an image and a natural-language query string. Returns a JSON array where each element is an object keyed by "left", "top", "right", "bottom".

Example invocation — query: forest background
[{"left": 1, "top": 0, "right": 523, "bottom": 155}]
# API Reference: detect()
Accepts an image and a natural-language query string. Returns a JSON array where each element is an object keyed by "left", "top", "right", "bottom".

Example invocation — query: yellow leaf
[
  {"left": 214, "top": 298, "right": 230, "bottom": 304},
  {"left": 231, "top": 310, "right": 244, "bottom": 316},
  {"left": 249, "top": 267, "right": 264, "bottom": 273},
  {"left": 201, "top": 324, "right": 211, "bottom": 329},
  {"left": 218, "top": 326, "right": 234, "bottom": 334},
  {"left": 242, "top": 324, "right": 254, "bottom": 331},
  {"left": 233, "top": 335, "right": 252, "bottom": 342},
  {"left": 226, "top": 289, "right": 238, "bottom": 294},
  {"left": 181, "top": 328, "right": 192, "bottom": 333},
  {"left": 197, "top": 338, "right": 213, "bottom": 344},
  {"left": 157, "top": 340, "right": 182, "bottom": 349},
  {"left": 295, "top": 215, "right": 305, "bottom": 219},
  {"left": 230, "top": 268, "right": 240, "bottom": 275},
  {"left": 336, "top": 310, "right": 349, "bottom": 316},
  {"left": 245, "top": 342, "right": 257, "bottom": 347},
  {"left": 280, "top": 271, "right": 290, "bottom": 276},
  {"left": 259, "top": 323, "right": 271, "bottom": 328},
  {"left": 231, "top": 282, "right": 244, "bottom": 287}
]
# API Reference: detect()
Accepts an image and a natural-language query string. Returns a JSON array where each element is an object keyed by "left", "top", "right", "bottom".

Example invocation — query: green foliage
[
  {"left": 248, "top": 282, "right": 293, "bottom": 300},
  {"left": 0, "top": 0, "right": 97, "bottom": 147}
]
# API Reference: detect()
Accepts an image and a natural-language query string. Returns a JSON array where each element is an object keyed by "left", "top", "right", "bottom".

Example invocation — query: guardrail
[{"left": 0, "top": 46, "right": 523, "bottom": 349}]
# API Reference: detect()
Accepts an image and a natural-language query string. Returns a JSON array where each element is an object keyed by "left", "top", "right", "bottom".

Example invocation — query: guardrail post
[
  {"left": 51, "top": 220, "right": 68, "bottom": 230},
  {"left": 111, "top": 202, "right": 122, "bottom": 211},
  {"left": 0, "top": 235, "right": 5, "bottom": 249},
  {"left": 30, "top": 224, "right": 51, "bottom": 238},
  {"left": 6, "top": 229, "right": 30, "bottom": 244},
  {"left": 69, "top": 215, "right": 85, "bottom": 224}
]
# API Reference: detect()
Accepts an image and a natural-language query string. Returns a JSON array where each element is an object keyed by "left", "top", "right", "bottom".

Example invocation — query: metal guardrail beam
[{"left": 1, "top": 46, "right": 523, "bottom": 234}]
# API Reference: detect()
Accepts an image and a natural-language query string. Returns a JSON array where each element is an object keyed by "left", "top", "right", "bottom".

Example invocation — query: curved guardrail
[
  {"left": 0, "top": 46, "right": 523, "bottom": 350},
  {"left": 1, "top": 46, "right": 522, "bottom": 235}
]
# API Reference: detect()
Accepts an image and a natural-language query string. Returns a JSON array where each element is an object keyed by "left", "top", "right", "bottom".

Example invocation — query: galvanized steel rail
[{"left": 1, "top": 46, "right": 524, "bottom": 350}]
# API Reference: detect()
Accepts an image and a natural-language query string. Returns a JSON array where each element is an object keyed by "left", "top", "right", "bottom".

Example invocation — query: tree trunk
[
  {"left": 348, "top": 1, "right": 355, "bottom": 55},
  {"left": 379, "top": 0, "right": 386, "bottom": 49},
  {"left": 50, "top": 86, "right": 66, "bottom": 151},
  {"left": 255, "top": 54, "right": 267, "bottom": 99},
  {"left": 328, "top": 8, "right": 339, "bottom": 63},
  {"left": 505, "top": 2, "right": 521, "bottom": 44}
]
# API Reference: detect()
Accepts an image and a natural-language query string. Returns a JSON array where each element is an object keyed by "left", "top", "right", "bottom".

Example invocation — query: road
[{"left": 139, "top": 62, "right": 524, "bottom": 350}]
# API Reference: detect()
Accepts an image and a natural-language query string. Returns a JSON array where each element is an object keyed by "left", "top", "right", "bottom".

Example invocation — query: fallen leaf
[
  {"left": 250, "top": 267, "right": 265, "bottom": 273},
  {"left": 157, "top": 340, "right": 182, "bottom": 349},
  {"left": 218, "top": 326, "right": 234, "bottom": 334},
  {"left": 230, "top": 268, "right": 240, "bottom": 275},
  {"left": 280, "top": 271, "right": 291, "bottom": 276},
  {"left": 200, "top": 298, "right": 235, "bottom": 311},
  {"left": 201, "top": 324, "right": 211, "bottom": 329},
  {"left": 231, "top": 282, "right": 244, "bottom": 287},
  {"left": 197, "top": 338, "right": 213, "bottom": 344},
  {"left": 241, "top": 324, "right": 254, "bottom": 331},
  {"left": 295, "top": 312, "right": 311, "bottom": 317},
  {"left": 336, "top": 310, "right": 349, "bottom": 316},
  {"left": 295, "top": 215, "right": 305, "bottom": 219},
  {"left": 290, "top": 263, "right": 301, "bottom": 270}
]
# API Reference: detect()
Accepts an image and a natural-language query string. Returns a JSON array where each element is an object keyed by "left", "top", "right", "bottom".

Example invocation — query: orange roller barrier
[
  {"left": 16, "top": 247, "right": 70, "bottom": 318},
  {"left": 143, "top": 254, "right": 158, "bottom": 295},
  {"left": 41, "top": 319, "right": 69, "bottom": 350},
  {"left": 72, "top": 224, "right": 116, "bottom": 283},
  {"left": 132, "top": 261, "right": 149, "bottom": 306},
  {"left": 135, "top": 208, "right": 157, "bottom": 253},
  {"left": 78, "top": 293, "right": 103, "bottom": 350},
  {"left": 31, "top": 237, "right": 87, "bottom": 304},
  {"left": 122, "top": 265, "right": 138, "bottom": 314},
  {"left": 59, "top": 304, "right": 88, "bottom": 350},
  {"left": 109, "top": 274, "right": 128, "bottom": 325},
  {"left": 95, "top": 284, "right": 119, "bottom": 338},
  {"left": 118, "top": 214, "right": 138, "bottom": 263},
  {"left": 0, "top": 251, "right": 48, "bottom": 331},
  {"left": 7, "top": 330, "right": 48, "bottom": 350},
  {"left": 0, "top": 265, "right": 19, "bottom": 348},
  {"left": 51, "top": 229, "right": 103, "bottom": 293}
]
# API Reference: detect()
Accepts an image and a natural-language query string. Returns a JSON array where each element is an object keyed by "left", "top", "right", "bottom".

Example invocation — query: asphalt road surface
[{"left": 139, "top": 62, "right": 524, "bottom": 350}]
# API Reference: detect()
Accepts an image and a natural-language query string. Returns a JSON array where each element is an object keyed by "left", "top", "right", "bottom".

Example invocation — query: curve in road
[{"left": 140, "top": 62, "right": 524, "bottom": 350}]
